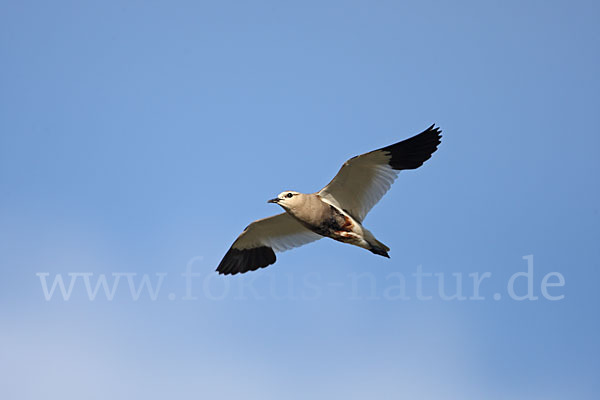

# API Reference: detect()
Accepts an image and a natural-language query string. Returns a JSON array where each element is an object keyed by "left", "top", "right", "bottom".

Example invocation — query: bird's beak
[{"left": 267, "top": 198, "right": 280, "bottom": 204}]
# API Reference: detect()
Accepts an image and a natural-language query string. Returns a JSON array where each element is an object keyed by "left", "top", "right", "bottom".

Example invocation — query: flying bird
[{"left": 217, "top": 124, "right": 442, "bottom": 275}]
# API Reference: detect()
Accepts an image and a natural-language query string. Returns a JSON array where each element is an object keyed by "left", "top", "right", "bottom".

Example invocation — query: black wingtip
[
  {"left": 380, "top": 124, "right": 442, "bottom": 170},
  {"left": 426, "top": 123, "right": 443, "bottom": 139},
  {"left": 216, "top": 246, "right": 277, "bottom": 275},
  {"left": 368, "top": 246, "right": 391, "bottom": 258}
]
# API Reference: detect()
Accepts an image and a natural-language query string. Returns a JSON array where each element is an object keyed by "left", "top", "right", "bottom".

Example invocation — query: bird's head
[{"left": 268, "top": 191, "right": 303, "bottom": 210}]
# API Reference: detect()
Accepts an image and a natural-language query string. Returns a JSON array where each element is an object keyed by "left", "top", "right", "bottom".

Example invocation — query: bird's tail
[{"left": 367, "top": 238, "right": 390, "bottom": 258}]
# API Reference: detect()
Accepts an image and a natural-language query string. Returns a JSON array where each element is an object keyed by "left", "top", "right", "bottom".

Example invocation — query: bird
[{"left": 216, "top": 124, "right": 442, "bottom": 275}]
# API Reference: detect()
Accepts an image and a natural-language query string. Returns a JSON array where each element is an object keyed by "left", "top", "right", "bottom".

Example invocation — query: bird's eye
[{"left": 286, "top": 193, "right": 294, "bottom": 198}]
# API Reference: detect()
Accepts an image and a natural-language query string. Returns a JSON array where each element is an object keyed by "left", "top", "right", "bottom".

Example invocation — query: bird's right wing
[
  {"left": 217, "top": 212, "right": 321, "bottom": 275},
  {"left": 318, "top": 125, "right": 441, "bottom": 222}
]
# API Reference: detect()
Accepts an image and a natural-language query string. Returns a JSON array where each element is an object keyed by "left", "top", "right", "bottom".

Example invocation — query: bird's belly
[{"left": 305, "top": 212, "right": 365, "bottom": 246}]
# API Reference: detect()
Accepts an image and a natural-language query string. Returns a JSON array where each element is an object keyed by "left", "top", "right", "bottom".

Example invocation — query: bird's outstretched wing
[
  {"left": 318, "top": 125, "right": 442, "bottom": 223},
  {"left": 217, "top": 213, "right": 321, "bottom": 275}
]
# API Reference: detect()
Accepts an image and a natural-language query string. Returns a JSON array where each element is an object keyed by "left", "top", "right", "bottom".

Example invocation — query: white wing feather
[
  {"left": 319, "top": 151, "right": 398, "bottom": 222},
  {"left": 318, "top": 125, "right": 442, "bottom": 222},
  {"left": 234, "top": 212, "right": 321, "bottom": 252}
]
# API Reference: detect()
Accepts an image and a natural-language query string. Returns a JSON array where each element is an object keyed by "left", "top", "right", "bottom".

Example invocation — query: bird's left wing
[
  {"left": 318, "top": 125, "right": 442, "bottom": 222},
  {"left": 217, "top": 212, "right": 321, "bottom": 275}
]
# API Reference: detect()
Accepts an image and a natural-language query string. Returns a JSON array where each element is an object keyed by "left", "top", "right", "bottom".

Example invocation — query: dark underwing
[{"left": 217, "top": 246, "right": 276, "bottom": 275}]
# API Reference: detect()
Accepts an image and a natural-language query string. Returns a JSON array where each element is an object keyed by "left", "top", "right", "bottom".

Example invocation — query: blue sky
[{"left": 1, "top": 1, "right": 599, "bottom": 399}]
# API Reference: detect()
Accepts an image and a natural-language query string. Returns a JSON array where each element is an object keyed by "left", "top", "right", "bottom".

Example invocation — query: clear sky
[{"left": 1, "top": 1, "right": 599, "bottom": 399}]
